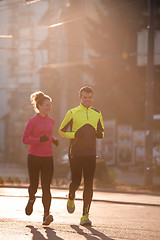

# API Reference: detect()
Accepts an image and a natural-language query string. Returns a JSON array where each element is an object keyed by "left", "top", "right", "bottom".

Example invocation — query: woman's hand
[
  {"left": 52, "top": 139, "right": 59, "bottom": 146},
  {"left": 40, "top": 135, "right": 49, "bottom": 142}
]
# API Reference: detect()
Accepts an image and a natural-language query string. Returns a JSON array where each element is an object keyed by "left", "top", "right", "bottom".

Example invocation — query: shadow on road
[
  {"left": 26, "top": 225, "right": 64, "bottom": 240},
  {"left": 70, "top": 224, "right": 115, "bottom": 240}
]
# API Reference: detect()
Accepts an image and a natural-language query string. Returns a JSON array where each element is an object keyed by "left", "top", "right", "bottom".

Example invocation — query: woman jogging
[{"left": 23, "top": 91, "right": 58, "bottom": 225}]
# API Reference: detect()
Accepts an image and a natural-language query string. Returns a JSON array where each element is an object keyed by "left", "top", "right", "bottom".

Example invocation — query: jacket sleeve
[
  {"left": 23, "top": 120, "right": 40, "bottom": 145},
  {"left": 58, "top": 110, "right": 75, "bottom": 139},
  {"left": 96, "top": 111, "right": 104, "bottom": 139}
]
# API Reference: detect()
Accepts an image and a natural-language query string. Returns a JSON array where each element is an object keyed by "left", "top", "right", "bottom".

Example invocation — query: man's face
[{"left": 79, "top": 91, "right": 94, "bottom": 108}]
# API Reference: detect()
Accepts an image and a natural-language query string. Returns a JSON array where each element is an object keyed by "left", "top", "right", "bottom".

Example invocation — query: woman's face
[{"left": 39, "top": 99, "right": 52, "bottom": 117}]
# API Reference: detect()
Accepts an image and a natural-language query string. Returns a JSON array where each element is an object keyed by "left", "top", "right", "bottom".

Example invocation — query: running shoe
[
  {"left": 67, "top": 198, "right": 75, "bottom": 213},
  {"left": 42, "top": 213, "right": 54, "bottom": 225},
  {"left": 25, "top": 197, "right": 36, "bottom": 216},
  {"left": 80, "top": 214, "right": 92, "bottom": 226}
]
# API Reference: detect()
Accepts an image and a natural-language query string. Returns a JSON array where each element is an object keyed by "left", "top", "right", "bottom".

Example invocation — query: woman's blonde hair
[{"left": 30, "top": 91, "right": 52, "bottom": 113}]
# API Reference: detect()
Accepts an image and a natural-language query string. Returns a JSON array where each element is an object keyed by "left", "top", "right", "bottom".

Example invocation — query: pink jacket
[{"left": 23, "top": 114, "right": 55, "bottom": 157}]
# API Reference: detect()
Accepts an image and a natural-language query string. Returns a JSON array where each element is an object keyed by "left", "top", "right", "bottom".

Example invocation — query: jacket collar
[
  {"left": 80, "top": 103, "right": 92, "bottom": 110},
  {"left": 36, "top": 113, "right": 49, "bottom": 120}
]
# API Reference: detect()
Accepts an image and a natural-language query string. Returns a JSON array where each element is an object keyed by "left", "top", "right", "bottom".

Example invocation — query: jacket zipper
[
  {"left": 44, "top": 118, "right": 46, "bottom": 135},
  {"left": 86, "top": 109, "right": 88, "bottom": 120}
]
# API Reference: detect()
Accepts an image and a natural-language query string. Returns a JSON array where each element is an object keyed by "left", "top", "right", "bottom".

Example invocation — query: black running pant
[
  {"left": 69, "top": 155, "right": 96, "bottom": 215},
  {"left": 27, "top": 154, "right": 54, "bottom": 214}
]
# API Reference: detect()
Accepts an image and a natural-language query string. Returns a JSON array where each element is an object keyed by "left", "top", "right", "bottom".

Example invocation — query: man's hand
[
  {"left": 96, "top": 131, "right": 103, "bottom": 139},
  {"left": 52, "top": 139, "right": 59, "bottom": 146},
  {"left": 40, "top": 135, "right": 49, "bottom": 142}
]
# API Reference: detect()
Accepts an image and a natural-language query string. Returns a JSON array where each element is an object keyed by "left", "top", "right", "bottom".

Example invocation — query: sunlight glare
[
  {"left": 48, "top": 22, "right": 63, "bottom": 28},
  {"left": 0, "top": 35, "right": 13, "bottom": 38},
  {"left": 48, "top": 16, "right": 83, "bottom": 29},
  {"left": 25, "top": 0, "right": 41, "bottom": 5}
]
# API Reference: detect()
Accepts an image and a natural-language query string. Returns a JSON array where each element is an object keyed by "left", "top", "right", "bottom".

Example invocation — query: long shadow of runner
[
  {"left": 44, "top": 227, "right": 64, "bottom": 240},
  {"left": 26, "top": 225, "right": 64, "bottom": 240},
  {"left": 70, "top": 225, "right": 115, "bottom": 240}
]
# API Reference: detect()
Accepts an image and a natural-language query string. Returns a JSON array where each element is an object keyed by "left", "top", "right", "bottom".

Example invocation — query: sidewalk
[{"left": 0, "top": 186, "right": 160, "bottom": 207}]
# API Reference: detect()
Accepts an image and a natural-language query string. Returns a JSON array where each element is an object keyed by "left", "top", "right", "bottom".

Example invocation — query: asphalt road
[{"left": 0, "top": 188, "right": 160, "bottom": 240}]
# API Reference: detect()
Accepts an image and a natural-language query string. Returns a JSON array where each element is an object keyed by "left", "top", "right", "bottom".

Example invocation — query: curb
[
  {"left": 0, "top": 193, "right": 160, "bottom": 208},
  {"left": 1, "top": 184, "right": 160, "bottom": 196}
]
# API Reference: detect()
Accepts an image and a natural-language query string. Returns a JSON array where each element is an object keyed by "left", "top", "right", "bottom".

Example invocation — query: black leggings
[
  {"left": 27, "top": 154, "right": 54, "bottom": 214},
  {"left": 69, "top": 156, "right": 96, "bottom": 215}
]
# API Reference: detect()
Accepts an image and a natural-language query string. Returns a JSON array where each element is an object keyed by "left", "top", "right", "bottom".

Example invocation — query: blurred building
[
  {"left": 0, "top": 0, "right": 95, "bottom": 164},
  {"left": 0, "top": 0, "right": 160, "bottom": 167},
  {"left": 0, "top": 0, "right": 48, "bottom": 163}
]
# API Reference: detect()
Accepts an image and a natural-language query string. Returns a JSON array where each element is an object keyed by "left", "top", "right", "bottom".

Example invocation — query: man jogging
[{"left": 59, "top": 86, "right": 104, "bottom": 226}]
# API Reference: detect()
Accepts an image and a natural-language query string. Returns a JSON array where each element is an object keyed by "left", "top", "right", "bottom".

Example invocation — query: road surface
[{"left": 0, "top": 187, "right": 160, "bottom": 239}]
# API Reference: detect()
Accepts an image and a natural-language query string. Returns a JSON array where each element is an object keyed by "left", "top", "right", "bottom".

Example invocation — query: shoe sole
[
  {"left": 25, "top": 210, "right": 32, "bottom": 216},
  {"left": 25, "top": 206, "right": 34, "bottom": 216},
  {"left": 42, "top": 215, "right": 53, "bottom": 226},
  {"left": 80, "top": 221, "right": 92, "bottom": 226},
  {"left": 67, "top": 206, "right": 75, "bottom": 214},
  {"left": 25, "top": 200, "right": 35, "bottom": 216}
]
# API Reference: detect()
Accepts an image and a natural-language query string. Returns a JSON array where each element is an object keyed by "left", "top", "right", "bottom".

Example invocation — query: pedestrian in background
[
  {"left": 59, "top": 86, "right": 104, "bottom": 226},
  {"left": 23, "top": 91, "right": 58, "bottom": 225}
]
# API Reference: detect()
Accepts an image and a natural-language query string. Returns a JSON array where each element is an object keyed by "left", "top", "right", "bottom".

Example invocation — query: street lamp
[{"left": 145, "top": 0, "right": 155, "bottom": 186}]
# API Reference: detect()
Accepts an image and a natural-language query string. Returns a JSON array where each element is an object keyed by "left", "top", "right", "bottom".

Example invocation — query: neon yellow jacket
[{"left": 59, "top": 103, "right": 104, "bottom": 157}]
